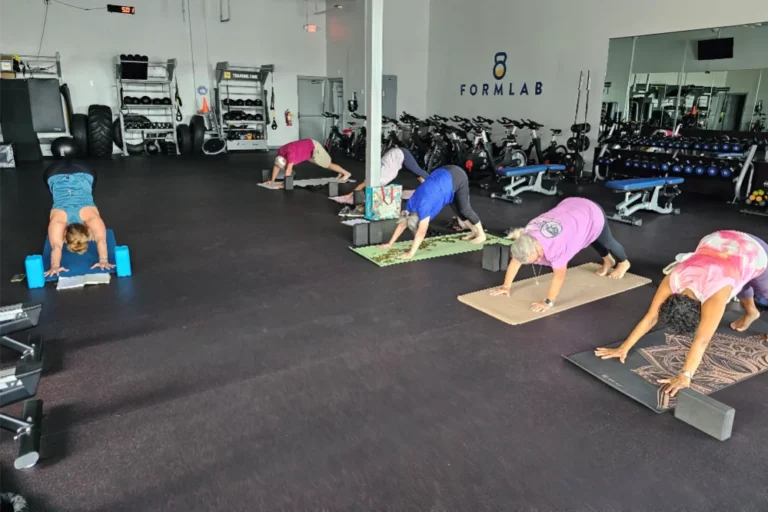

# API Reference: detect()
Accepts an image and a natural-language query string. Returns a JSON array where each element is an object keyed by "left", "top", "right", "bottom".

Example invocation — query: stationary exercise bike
[
  {"left": 347, "top": 112, "right": 367, "bottom": 161},
  {"left": 323, "top": 112, "right": 347, "bottom": 154},
  {"left": 520, "top": 119, "right": 568, "bottom": 166}
]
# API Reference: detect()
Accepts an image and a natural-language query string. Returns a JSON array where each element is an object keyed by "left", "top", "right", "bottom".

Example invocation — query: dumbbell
[
  {"left": 649, "top": 159, "right": 659, "bottom": 171},
  {"left": 672, "top": 162, "right": 683, "bottom": 173},
  {"left": 694, "top": 161, "right": 706, "bottom": 176},
  {"left": 720, "top": 166, "right": 733, "bottom": 178},
  {"left": 640, "top": 159, "right": 649, "bottom": 170},
  {"left": 683, "top": 161, "right": 694, "bottom": 174},
  {"left": 661, "top": 161, "right": 671, "bottom": 172}
]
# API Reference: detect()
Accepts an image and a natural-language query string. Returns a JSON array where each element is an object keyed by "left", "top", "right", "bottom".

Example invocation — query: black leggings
[
  {"left": 590, "top": 209, "right": 627, "bottom": 262},
  {"left": 43, "top": 161, "right": 97, "bottom": 187},
  {"left": 445, "top": 165, "right": 481, "bottom": 225}
]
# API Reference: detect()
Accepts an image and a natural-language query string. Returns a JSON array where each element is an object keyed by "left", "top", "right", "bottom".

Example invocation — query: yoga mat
[
  {"left": 329, "top": 189, "right": 415, "bottom": 204},
  {"left": 258, "top": 177, "right": 356, "bottom": 191},
  {"left": 565, "top": 312, "right": 768, "bottom": 412},
  {"left": 458, "top": 263, "right": 651, "bottom": 325},
  {"left": 351, "top": 233, "right": 510, "bottom": 267},
  {"left": 42, "top": 229, "right": 117, "bottom": 281}
]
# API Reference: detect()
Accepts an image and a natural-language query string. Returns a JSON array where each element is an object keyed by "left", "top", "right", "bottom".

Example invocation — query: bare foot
[
  {"left": 609, "top": 260, "right": 631, "bottom": 279},
  {"left": 469, "top": 233, "right": 487, "bottom": 245},
  {"left": 462, "top": 232, "right": 476, "bottom": 241},
  {"left": 596, "top": 255, "right": 616, "bottom": 277},
  {"left": 730, "top": 310, "right": 760, "bottom": 332}
]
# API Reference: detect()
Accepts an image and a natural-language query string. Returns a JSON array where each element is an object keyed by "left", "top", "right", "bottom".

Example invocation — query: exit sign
[{"left": 107, "top": 4, "right": 136, "bottom": 15}]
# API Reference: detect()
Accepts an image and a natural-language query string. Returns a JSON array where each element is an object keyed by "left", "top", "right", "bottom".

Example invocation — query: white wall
[
  {"left": 0, "top": 0, "right": 327, "bottom": 147},
  {"left": 326, "top": 0, "right": 430, "bottom": 122},
  {"left": 426, "top": 0, "right": 768, "bottom": 155}
]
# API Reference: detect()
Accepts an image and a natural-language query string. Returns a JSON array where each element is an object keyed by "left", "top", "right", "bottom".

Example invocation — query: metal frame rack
[
  {"left": 0, "top": 52, "right": 69, "bottom": 155},
  {"left": 114, "top": 57, "right": 180, "bottom": 156},
  {"left": 215, "top": 62, "right": 274, "bottom": 152}
]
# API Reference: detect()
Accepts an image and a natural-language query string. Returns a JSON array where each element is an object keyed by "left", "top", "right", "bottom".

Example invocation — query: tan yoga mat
[{"left": 458, "top": 263, "right": 651, "bottom": 325}]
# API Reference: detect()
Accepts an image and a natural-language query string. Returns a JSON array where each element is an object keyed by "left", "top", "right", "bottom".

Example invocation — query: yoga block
[
  {"left": 368, "top": 219, "right": 398, "bottom": 245},
  {"left": 353, "top": 190, "right": 366, "bottom": 205},
  {"left": 482, "top": 244, "right": 502, "bottom": 272},
  {"left": 25, "top": 255, "right": 45, "bottom": 289},
  {"left": 115, "top": 245, "right": 132, "bottom": 277},
  {"left": 674, "top": 389, "right": 734, "bottom": 441},
  {"left": 328, "top": 182, "right": 339, "bottom": 197},
  {"left": 285, "top": 175, "right": 294, "bottom": 191},
  {"left": 351, "top": 223, "right": 369, "bottom": 247},
  {"left": 261, "top": 169, "right": 270, "bottom": 182},
  {"left": 500, "top": 244, "right": 511, "bottom": 271}
]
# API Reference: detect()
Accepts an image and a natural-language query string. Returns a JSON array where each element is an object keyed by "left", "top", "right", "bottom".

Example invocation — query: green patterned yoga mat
[{"left": 350, "top": 233, "right": 511, "bottom": 267}]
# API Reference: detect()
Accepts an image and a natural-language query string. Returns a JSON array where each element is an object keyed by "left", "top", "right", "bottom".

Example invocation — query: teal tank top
[{"left": 48, "top": 173, "right": 96, "bottom": 225}]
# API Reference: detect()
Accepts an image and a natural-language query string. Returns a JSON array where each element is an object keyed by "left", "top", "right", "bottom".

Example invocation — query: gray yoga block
[
  {"left": 351, "top": 223, "right": 369, "bottom": 247},
  {"left": 674, "top": 389, "right": 734, "bottom": 441},
  {"left": 353, "top": 190, "right": 366, "bottom": 206},
  {"left": 328, "top": 181, "right": 339, "bottom": 197},
  {"left": 284, "top": 175, "right": 294, "bottom": 191},
  {"left": 261, "top": 169, "right": 270, "bottom": 182},
  {"left": 500, "top": 244, "right": 510, "bottom": 271},
  {"left": 368, "top": 219, "right": 398, "bottom": 245},
  {"left": 482, "top": 244, "right": 502, "bottom": 272}
]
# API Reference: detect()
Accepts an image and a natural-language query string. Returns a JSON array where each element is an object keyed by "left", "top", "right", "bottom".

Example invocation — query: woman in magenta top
[
  {"left": 490, "top": 197, "right": 631, "bottom": 312},
  {"left": 265, "top": 139, "right": 350, "bottom": 187},
  {"left": 596, "top": 230, "right": 768, "bottom": 397}
]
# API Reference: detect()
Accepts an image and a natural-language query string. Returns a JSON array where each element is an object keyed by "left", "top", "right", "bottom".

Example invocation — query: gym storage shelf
[
  {"left": 114, "top": 57, "right": 180, "bottom": 156},
  {"left": 215, "top": 62, "right": 274, "bottom": 152}
]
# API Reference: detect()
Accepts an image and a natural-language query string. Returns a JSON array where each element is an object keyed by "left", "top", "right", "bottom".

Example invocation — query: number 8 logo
[{"left": 493, "top": 52, "right": 507, "bottom": 80}]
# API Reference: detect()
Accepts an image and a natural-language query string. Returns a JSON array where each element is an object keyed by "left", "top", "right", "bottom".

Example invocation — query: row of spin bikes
[{"left": 322, "top": 111, "right": 587, "bottom": 186}]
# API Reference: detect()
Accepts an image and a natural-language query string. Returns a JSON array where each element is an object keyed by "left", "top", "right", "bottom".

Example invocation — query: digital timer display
[{"left": 107, "top": 4, "right": 136, "bottom": 15}]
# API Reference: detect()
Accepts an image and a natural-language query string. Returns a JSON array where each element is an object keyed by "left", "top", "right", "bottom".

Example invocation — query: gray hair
[
  {"left": 507, "top": 228, "right": 537, "bottom": 263},
  {"left": 399, "top": 211, "right": 420, "bottom": 233}
]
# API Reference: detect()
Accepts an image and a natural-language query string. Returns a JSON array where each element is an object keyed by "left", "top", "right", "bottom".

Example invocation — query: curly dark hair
[{"left": 658, "top": 293, "right": 702, "bottom": 334}]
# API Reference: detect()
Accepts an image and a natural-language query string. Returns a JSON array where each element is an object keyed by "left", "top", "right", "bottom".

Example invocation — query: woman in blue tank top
[{"left": 44, "top": 159, "right": 113, "bottom": 277}]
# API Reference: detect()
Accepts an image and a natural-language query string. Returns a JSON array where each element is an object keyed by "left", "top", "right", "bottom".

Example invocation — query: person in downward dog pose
[
  {"left": 595, "top": 230, "right": 768, "bottom": 396},
  {"left": 45, "top": 157, "right": 113, "bottom": 277},
  {"left": 379, "top": 165, "right": 485, "bottom": 259},
  {"left": 489, "top": 197, "right": 631, "bottom": 312},
  {"left": 265, "top": 138, "right": 351, "bottom": 187},
  {"left": 351, "top": 147, "right": 428, "bottom": 192}
]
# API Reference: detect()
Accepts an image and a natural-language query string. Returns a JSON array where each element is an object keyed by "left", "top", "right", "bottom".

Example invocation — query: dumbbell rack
[
  {"left": 114, "top": 57, "right": 180, "bottom": 157},
  {"left": 599, "top": 138, "right": 759, "bottom": 202},
  {"left": 215, "top": 62, "right": 274, "bottom": 152}
]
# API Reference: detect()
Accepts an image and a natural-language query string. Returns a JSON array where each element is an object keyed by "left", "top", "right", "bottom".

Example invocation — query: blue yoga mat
[{"left": 43, "top": 229, "right": 117, "bottom": 281}]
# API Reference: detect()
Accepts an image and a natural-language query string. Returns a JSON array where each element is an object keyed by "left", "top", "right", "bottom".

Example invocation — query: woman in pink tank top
[{"left": 596, "top": 230, "right": 768, "bottom": 397}]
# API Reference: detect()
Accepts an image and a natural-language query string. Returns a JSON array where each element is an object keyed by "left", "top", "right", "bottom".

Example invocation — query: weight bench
[
  {"left": 604, "top": 176, "right": 684, "bottom": 226},
  {"left": 490, "top": 164, "right": 565, "bottom": 204},
  {"left": 0, "top": 302, "right": 45, "bottom": 469},
  {"left": 0, "top": 302, "right": 44, "bottom": 365}
]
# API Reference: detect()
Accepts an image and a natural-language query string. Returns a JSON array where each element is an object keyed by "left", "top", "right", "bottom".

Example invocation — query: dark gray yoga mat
[{"left": 565, "top": 310, "right": 768, "bottom": 413}]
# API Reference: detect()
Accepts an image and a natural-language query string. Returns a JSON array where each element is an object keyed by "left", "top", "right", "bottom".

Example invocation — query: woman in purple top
[{"left": 490, "top": 197, "right": 631, "bottom": 313}]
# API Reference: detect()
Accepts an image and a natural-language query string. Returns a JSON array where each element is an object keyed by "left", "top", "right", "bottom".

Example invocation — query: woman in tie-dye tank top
[{"left": 595, "top": 230, "right": 767, "bottom": 397}]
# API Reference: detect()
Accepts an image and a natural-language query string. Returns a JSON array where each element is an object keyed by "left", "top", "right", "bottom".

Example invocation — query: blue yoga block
[
  {"left": 25, "top": 255, "right": 45, "bottom": 289},
  {"left": 115, "top": 246, "right": 132, "bottom": 277}
]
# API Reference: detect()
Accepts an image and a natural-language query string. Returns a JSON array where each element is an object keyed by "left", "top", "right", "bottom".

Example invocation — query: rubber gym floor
[{"left": 1, "top": 154, "right": 767, "bottom": 512}]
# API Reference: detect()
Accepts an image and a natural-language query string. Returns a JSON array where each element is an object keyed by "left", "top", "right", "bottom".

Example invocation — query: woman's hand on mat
[
  {"left": 44, "top": 266, "right": 69, "bottom": 277},
  {"left": 530, "top": 301, "right": 552, "bottom": 313},
  {"left": 594, "top": 346, "right": 629, "bottom": 364},
  {"left": 397, "top": 251, "right": 415, "bottom": 260},
  {"left": 91, "top": 261, "right": 115, "bottom": 271},
  {"left": 489, "top": 286, "right": 511, "bottom": 297},
  {"left": 657, "top": 373, "right": 691, "bottom": 397},
  {"left": 378, "top": 243, "right": 393, "bottom": 250}
]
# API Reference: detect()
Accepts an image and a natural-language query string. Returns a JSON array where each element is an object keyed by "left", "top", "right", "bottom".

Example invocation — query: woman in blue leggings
[{"left": 44, "top": 155, "right": 113, "bottom": 277}]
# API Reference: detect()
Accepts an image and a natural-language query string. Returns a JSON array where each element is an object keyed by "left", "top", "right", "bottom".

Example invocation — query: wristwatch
[
  {"left": 543, "top": 298, "right": 554, "bottom": 307},
  {"left": 680, "top": 370, "right": 693, "bottom": 380}
]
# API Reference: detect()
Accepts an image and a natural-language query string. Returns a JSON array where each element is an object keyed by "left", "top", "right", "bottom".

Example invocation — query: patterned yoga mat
[
  {"left": 350, "top": 233, "right": 510, "bottom": 267},
  {"left": 565, "top": 311, "right": 768, "bottom": 412}
]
